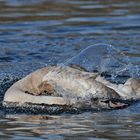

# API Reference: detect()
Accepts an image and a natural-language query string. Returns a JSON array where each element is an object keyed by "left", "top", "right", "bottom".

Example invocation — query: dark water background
[{"left": 0, "top": 0, "right": 140, "bottom": 139}]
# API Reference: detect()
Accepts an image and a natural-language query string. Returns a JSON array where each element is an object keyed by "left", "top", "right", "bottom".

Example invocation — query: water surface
[{"left": 0, "top": 0, "right": 140, "bottom": 139}]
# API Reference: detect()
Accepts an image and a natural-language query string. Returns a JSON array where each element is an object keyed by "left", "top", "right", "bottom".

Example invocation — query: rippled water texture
[{"left": 0, "top": 0, "right": 140, "bottom": 139}]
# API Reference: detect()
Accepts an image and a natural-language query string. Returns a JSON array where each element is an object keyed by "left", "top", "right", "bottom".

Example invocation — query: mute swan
[{"left": 3, "top": 66, "right": 140, "bottom": 109}]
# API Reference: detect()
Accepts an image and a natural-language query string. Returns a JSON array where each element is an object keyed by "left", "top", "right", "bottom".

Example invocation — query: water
[
  {"left": 0, "top": 0, "right": 140, "bottom": 139},
  {"left": 62, "top": 43, "right": 140, "bottom": 78}
]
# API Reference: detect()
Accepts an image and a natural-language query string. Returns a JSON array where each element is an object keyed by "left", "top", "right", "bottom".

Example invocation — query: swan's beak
[
  {"left": 108, "top": 100, "right": 128, "bottom": 109},
  {"left": 96, "top": 99, "right": 128, "bottom": 109}
]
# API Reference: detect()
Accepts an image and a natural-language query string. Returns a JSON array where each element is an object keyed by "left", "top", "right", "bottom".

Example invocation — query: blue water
[{"left": 0, "top": 0, "right": 140, "bottom": 139}]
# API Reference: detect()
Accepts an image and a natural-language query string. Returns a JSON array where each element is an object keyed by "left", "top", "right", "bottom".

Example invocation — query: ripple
[{"left": 0, "top": 0, "right": 140, "bottom": 139}]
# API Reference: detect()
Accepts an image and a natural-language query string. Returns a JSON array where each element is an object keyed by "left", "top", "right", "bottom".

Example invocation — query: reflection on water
[
  {"left": 1, "top": 105, "right": 140, "bottom": 140},
  {"left": 0, "top": 0, "right": 140, "bottom": 139}
]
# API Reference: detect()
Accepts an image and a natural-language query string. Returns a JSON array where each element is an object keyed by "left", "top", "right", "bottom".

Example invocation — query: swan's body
[{"left": 3, "top": 66, "right": 140, "bottom": 109}]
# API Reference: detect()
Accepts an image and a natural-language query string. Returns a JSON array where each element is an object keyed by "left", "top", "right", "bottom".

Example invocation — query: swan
[{"left": 3, "top": 65, "right": 140, "bottom": 109}]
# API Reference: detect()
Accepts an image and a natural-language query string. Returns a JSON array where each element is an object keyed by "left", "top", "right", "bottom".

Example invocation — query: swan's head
[{"left": 123, "top": 78, "right": 140, "bottom": 99}]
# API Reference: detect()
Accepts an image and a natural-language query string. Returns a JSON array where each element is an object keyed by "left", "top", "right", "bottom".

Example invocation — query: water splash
[
  {"left": 106, "top": 44, "right": 140, "bottom": 79},
  {"left": 60, "top": 43, "right": 110, "bottom": 72},
  {"left": 0, "top": 73, "right": 20, "bottom": 100},
  {"left": 58, "top": 43, "right": 139, "bottom": 80}
]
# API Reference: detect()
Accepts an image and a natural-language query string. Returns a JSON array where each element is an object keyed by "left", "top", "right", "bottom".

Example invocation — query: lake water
[{"left": 0, "top": 0, "right": 140, "bottom": 139}]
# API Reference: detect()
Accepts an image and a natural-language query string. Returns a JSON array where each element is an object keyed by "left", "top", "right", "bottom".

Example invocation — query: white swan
[{"left": 3, "top": 66, "right": 140, "bottom": 109}]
